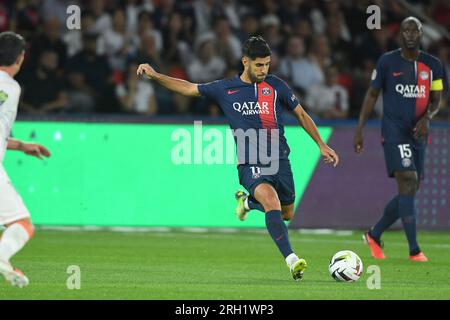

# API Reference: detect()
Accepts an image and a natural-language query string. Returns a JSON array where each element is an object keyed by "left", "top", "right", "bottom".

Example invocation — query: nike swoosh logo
[
  {"left": 227, "top": 89, "right": 239, "bottom": 94},
  {"left": 392, "top": 72, "right": 403, "bottom": 77}
]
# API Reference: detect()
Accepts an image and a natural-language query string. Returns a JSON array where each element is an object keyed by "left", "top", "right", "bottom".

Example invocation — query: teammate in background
[
  {"left": 138, "top": 36, "right": 339, "bottom": 281},
  {"left": 0, "top": 32, "right": 51, "bottom": 287},
  {"left": 354, "top": 17, "right": 443, "bottom": 262}
]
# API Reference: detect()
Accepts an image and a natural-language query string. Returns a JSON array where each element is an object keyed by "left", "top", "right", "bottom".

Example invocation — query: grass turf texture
[{"left": 1, "top": 230, "right": 449, "bottom": 300}]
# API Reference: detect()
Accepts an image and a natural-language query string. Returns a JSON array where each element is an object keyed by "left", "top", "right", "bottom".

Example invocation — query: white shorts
[{"left": 0, "top": 165, "right": 30, "bottom": 225}]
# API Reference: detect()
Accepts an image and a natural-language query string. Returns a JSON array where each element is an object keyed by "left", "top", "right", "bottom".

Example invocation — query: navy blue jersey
[
  {"left": 198, "top": 74, "right": 299, "bottom": 164},
  {"left": 371, "top": 49, "right": 444, "bottom": 144}
]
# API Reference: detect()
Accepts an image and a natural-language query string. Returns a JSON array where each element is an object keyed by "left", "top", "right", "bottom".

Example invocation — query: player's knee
[
  {"left": 15, "top": 219, "right": 35, "bottom": 239},
  {"left": 282, "top": 207, "right": 294, "bottom": 221},
  {"left": 282, "top": 212, "right": 293, "bottom": 221}
]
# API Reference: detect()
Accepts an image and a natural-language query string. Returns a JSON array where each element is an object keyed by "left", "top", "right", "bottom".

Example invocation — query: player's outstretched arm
[
  {"left": 292, "top": 104, "right": 339, "bottom": 167},
  {"left": 354, "top": 87, "right": 380, "bottom": 154},
  {"left": 7, "top": 138, "right": 51, "bottom": 160},
  {"left": 137, "top": 64, "right": 201, "bottom": 97}
]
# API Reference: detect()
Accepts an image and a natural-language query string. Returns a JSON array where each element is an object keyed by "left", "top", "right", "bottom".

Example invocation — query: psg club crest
[
  {"left": 402, "top": 158, "right": 412, "bottom": 168},
  {"left": 261, "top": 88, "right": 271, "bottom": 96},
  {"left": 419, "top": 71, "right": 429, "bottom": 80}
]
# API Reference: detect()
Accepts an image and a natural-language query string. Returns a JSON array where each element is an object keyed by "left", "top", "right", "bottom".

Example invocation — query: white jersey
[{"left": 0, "top": 70, "right": 21, "bottom": 163}]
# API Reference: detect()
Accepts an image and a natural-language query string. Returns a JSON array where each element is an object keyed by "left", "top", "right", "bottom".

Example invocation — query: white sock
[
  {"left": 0, "top": 223, "right": 31, "bottom": 263},
  {"left": 285, "top": 253, "right": 299, "bottom": 268},
  {"left": 243, "top": 197, "right": 250, "bottom": 211}
]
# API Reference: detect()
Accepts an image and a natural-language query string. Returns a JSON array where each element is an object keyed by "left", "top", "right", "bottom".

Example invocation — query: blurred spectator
[
  {"left": 193, "top": 0, "right": 217, "bottom": 36},
  {"left": 29, "top": 16, "right": 67, "bottom": 72},
  {"left": 124, "top": 0, "right": 143, "bottom": 36},
  {"left": 66, "top": 32, "right": 117, "bottom": 113},
  {"left": 41, "top": 0, "right": 79, "bottom": 34},
  {"left": 116, "top": 62, "right": 158, "bottom": 115},
  {"left": 20, "top": 50, "right": 67, "bottom": 114},
  {"left": 12, "top": 0, "right": 41, "bottom": 39},
  {"left": 63, "top": 12, "right": 96, "bottom": 58},
  {"left": 212, "top": 16, "right": 242, "bottom": 69},
  {"left": 97, "top": 8, "right": 131, "bottom": 72},
  {"left": 222, "top": 0, "right": 241, "bottom": 31},
  {"left": 278, "top": 36, "right": 323, "bottom": 97},
  {"left": 357, "top": 28, "right": 397, "bottom": 65},
  {"left": 161, "top": 11, "right": 193, "bottom": 66},
  {"left": 260, "top": 14, "right": 284, "bottom": 55},
  {"left": 133, "top": 11, "right": 163, "bottom": 54},
  {"left": 0, "top": 1, "right": 12, "bottom": 32},
  {"left": 349, "top": 59, "right": 383, "bottom": 119},
  {"left": 305, "top": 66, "right": 349, "bottom": 120},
  {"left": 132, "top": 32, "right": 163, "bottom": 72},
  {"left": 188, "top": 33, "right": 226, "bottom": 83},
  {"left": 65, "top": 71, "right": 96, "bottom": 114},
  {"left": 237, "top": 13, "right": 259, "bottom": 43},
  {"left": 309, "top": 34, "right": 331, "bottom": 75},
  {"left": 326, "top": 14, "right": 352, "bottom": 72},
  {"left": 87, "top": 0, "right": 112, "bottom": 36}
]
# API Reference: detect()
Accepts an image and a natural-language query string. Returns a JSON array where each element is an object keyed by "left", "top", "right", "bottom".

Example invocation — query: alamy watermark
[
  {"left": 366, "top": 265, "right": 381, "bottom": 289},
  {"left": 366, "top": 5, "right": 381, "bottom": 30},
  {"left": 66, "top": 5, "right": 81, "bottom": 30},
  {"left": 66, "top": 265, "right": 81, "bottom": 290},
  {"left": 170, "top": 121, "right": 280, "bottom": 175}
]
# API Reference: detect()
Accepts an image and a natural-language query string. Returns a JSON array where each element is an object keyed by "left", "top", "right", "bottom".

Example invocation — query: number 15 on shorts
[{"left": 398, "top": 144, "right": 412, "bottom": 159}]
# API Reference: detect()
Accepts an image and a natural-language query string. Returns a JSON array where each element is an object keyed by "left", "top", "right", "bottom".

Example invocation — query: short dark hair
[
  {"left": 242, "top": 36, "right": 271, "bottom": 60},
  {"left": 0, "top": 32, "right": 25, "bottom": 67}
]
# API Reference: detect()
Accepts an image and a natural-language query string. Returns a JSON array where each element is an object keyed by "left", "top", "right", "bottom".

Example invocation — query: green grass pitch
[{"left": 1, "top": 229, "right": 449, "bottom": 300}]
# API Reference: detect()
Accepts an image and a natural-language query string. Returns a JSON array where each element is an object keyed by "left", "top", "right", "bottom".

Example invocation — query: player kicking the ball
[
  {"left": 0, "top": 32, "right": 51, "bottom": 287},
  {"left": 354, "top": 17, "right": 443, "bottom": 262},
  {"left": 138, "top": 36, "right": 339, "bottom": 281}
]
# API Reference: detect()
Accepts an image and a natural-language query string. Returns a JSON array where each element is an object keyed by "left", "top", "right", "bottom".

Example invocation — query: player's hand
[
  {"left": 21, "top": 143, "right": 51, "bottom": 160},
  {"left": 413, "top": 116, "right": 430, "bottom": 141},
  {"left": 320, "top": 144, "right": 339, "bottom": 167},
  {"left": 136, "top": 63, "right": 156, "bottom": 79},
  {"left": 353, "top": 129, "right": 364, "bottom": 154}
]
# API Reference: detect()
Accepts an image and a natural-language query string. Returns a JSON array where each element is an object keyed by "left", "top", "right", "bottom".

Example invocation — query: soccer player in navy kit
[
  {"left": 354, "top": 17, "right": 444, "bottom": 262},
  {"left": 138, "top": 36, "right": 339, "bottom": 281}
]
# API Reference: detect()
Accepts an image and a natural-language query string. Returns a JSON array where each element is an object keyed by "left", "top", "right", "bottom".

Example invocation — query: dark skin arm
[
  {"left": 413, "top": 90, "right": 442, "bottom": 141},
  {"left": 354, "top": 87, "right": 380, "bottom": 153}
]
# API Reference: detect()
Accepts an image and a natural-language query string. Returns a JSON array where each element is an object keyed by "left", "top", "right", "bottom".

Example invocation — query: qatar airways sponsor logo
[
  {"left": 233, "top": 101, "right": 270, "bottom": 115},
  {"left": 395, "top": 84, "right": 426, "bottom": 98}
]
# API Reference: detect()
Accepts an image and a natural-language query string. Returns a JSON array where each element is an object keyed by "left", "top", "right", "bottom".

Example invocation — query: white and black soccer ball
[{"left": 328, "top": 250, "right": 363, "bottom": 282}]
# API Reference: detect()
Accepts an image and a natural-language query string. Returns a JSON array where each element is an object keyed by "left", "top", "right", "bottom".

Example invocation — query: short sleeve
[
  {"left": 371, "top": 54, "right": 386, "bottom": 90},
  {"left": 430, "top": 58, "right": 444, "bottom": 91},
  {"left": 197, "top": 80, "right": 223, "bottom": 100},
  {"left": 277, "top": 79, "right": 300, "bottom": 111}
]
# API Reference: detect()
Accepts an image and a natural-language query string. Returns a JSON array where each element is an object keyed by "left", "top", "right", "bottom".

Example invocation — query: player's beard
[{"left": 248, "top": 69, "right": 265, "bottom": 84}]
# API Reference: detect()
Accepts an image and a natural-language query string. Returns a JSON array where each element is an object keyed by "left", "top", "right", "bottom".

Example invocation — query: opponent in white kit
[{"left": 0, "top": 32, "right": 51, "bottom": 288}]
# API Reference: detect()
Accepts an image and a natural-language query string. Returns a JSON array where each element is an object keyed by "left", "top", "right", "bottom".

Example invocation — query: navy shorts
[
  {"left": 383, "top": 142, "right": 426, "bottom": 180},
  {"left": 237, "top": 159, "right": 296, "bottom": 206}
]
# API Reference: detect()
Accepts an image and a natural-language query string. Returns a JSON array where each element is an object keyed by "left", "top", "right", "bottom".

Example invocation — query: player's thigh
[
  {"left": 394, "top": 170, "right": 419, "bottom": 195},
  {"left": 275, "top": 160, "right": 296, "bottom": 207},
  {"left": 0, "top": 167, "right": 31, "bottom": 226},
  {"left": 253, "top": 183, "right": 281, "bottom": 212},
  {"left": 238, "top": 164, "right": 276, "bottom": 199}
]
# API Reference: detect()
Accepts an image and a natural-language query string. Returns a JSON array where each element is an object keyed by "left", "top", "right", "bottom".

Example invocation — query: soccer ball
[{"left": 328, "top": 250, "right": 363, "bottom": 282}]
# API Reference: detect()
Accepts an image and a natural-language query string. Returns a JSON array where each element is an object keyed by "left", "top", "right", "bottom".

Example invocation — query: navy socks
[
  {"left": 398, "top": 195, "right": 420, "bottom": 255},
  {"left": 370, "top": 195, "right": 400, "bottom": 240},
  {"left": 265, "top": 210, "right": 293, "bottom": 258}
]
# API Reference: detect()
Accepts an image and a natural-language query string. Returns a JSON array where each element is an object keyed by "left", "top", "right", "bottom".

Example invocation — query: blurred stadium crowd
[{"left": 1, "top": 0, "right": 449, "bottom": 120}]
